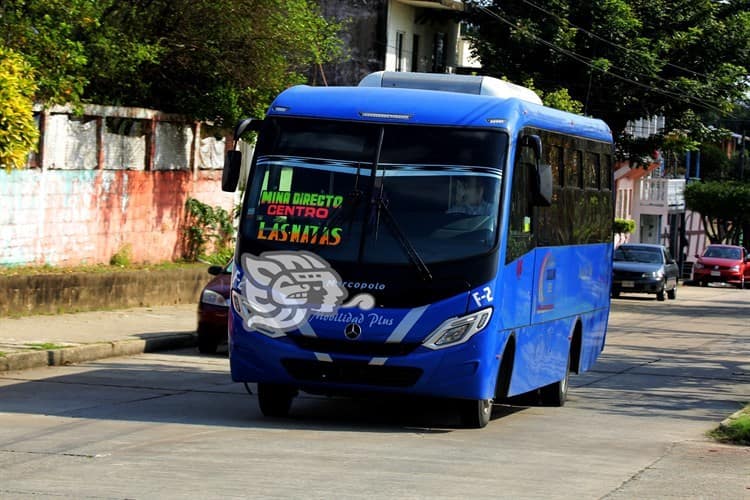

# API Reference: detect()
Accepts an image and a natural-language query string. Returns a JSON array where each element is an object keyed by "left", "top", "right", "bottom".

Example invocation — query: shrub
[
  {"left": 0, "top": 47, "right": 39, "bottom": 169},
  {"left": 613, "top": 218, "right": 635, "bottom": 234}
]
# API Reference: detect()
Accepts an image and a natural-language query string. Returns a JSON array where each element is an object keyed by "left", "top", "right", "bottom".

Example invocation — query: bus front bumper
[{"left": 228, "top": 318, "right": 504, "bottom": 401}]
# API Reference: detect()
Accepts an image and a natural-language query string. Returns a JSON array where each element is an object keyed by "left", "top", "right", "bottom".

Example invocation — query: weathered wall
[
  {"left": 0, "top": 266, "right": 212, "bottom": 316},
  {"left": 1, "top": 169, "right": 231, "bottom": 266},
  {"left": 1, "top": 104, "right": 236, "bottom": 267}
]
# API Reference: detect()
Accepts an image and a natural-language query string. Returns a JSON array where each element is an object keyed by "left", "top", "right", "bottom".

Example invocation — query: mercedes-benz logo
[{"left": 344, "top": 323, "right": 362, "bottom": 340}]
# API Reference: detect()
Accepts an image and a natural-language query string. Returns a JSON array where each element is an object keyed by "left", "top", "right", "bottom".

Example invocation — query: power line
[
  {"left": 519, "top": 0, "right": 715, "bottom": 80},
  {"left": 475, "top": 5, "right": 734, "bottom": 117}
]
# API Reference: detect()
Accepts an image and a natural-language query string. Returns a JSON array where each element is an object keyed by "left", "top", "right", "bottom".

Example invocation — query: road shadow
[{"left": 0, "top": 357, "right": 526, "bottom": 433}]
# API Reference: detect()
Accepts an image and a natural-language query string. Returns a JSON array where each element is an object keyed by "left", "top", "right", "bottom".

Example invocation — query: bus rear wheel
[
  {"left": 540, "top": 356, "right": 570, "bottom": 407},
  {"left": 257, "top": 383, "right": 297, "bottom": 418},
  {"left": 459, "top": 398, "right": 493, "bottom": 428}
]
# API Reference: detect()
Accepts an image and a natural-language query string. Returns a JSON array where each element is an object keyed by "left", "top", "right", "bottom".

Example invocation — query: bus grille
[
  {"left": 281, "top": 359, "right": 422, "bottom": 387},
  {"left": 289, "top": 336, "right": 420, "bottom": 357}
]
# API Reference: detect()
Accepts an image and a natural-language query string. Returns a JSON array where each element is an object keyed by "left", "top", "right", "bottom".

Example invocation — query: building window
[{"left": 396, "top": 32, "right": 405, "bottom": 72}]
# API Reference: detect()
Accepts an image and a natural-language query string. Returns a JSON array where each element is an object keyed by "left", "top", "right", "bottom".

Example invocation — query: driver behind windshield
[{"left": 447, "top": 177, "right": 494, "bottom": 216}]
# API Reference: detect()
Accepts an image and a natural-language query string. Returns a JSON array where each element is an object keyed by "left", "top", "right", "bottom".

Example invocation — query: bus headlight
[{"left": 423, "top": 308, "right": 493, "bottom": 350}]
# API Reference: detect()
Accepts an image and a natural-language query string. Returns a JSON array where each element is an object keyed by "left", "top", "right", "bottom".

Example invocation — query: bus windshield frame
[{"left": 239, "top": 117, "right": 509, "bottom": 270}]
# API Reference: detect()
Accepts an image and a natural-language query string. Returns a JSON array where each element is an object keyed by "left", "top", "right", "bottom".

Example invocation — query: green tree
[
  {"left": 82, "top": 0, "right": 342, "bottom": 123},
  {"left": 1, "top": 0, "right": 342, "bottom": 124},
  {"left": 0, "top": 0, "right": 98, "bottom": 104},
  {"left": 0, "top": 47, "right": 39, "bottom": 169},
  {"left": 684, "top": 181, "right": 750, "bottom": 247},
  {"left": 466, "top": 0, "right": 750, "bottom": 137}
]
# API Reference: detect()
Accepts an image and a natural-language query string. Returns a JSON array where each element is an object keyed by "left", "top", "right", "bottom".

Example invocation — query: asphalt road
[{"left": 1, "top": 285, "right": 749, "bottom": 499}]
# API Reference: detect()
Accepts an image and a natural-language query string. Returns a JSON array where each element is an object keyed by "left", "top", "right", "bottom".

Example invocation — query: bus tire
[
  {"left": 258, "top": 383, "right": 297, "bottom": 418},
  {"left": 459, "top": 398, "right": 493, "bottom": 429},
  {"left": 540, "top": 354, "right": 570, "bottom": 407}
]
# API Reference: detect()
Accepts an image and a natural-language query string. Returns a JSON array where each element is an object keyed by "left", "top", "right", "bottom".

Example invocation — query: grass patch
[
  {"left": 708, "top": 405, "right": 750, "bottom": 446},
  {"left": 0, "top": 351, "right": 5, "bottom": 357},
  {"left": 25, "top": 342, "right": 68, "bottom": 351}
]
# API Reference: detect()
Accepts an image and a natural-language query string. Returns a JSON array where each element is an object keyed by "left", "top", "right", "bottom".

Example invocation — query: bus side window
[{"left": 506, "top": 146, "right": 535, "bottom": 263}]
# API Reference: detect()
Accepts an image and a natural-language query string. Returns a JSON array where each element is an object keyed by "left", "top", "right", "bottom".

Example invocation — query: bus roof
[{"left": 266, "top": 85, "right": 613, "bottom": 143}]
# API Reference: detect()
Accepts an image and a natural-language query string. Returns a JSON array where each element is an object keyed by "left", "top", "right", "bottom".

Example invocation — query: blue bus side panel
[
  {"left": 530, "top": 244, "right": 612, "bottom": 324},
  {"left": 508, "top": 319, "right": 573, "bottom": 396},
  {"left": 579, "top": 307, "right": 609, "bottom": 372},
  {"left": 500, "top": 243, "right": 612, "bottom": 395}
]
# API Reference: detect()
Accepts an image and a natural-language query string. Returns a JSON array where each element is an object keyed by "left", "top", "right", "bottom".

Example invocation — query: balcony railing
[
  {"left": 638, "top": 178, "right": 686, "bottom": 211},
  {"left": 395, "top": 0, "right": 464, "bottom": 11}
]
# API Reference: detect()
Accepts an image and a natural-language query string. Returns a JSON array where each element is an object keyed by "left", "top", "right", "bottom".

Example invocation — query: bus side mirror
[
  {"left": 222, "top": 150, "right": 242, "bottom": 192},
  {"left": 221, "top": 117, "right": 264, "bottom": 193},
  {"left": 534, "top": 163, "right": 553, "bottom": 206}
]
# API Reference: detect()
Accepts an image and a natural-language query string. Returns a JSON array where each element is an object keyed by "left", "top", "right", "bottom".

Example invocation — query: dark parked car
[
  {"left": 197, "top": 262, "right": 232, "bottom": 354},
  {"left": 692, "top": 244, "right": 750, "bottom": 289},
  {"left": 611, "top": 244, "right": 679, "bottom": 301}
]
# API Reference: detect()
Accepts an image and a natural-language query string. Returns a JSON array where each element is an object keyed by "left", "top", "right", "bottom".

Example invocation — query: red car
[
  {"left": 693, "top": 245, "right": 750, "bottom": 289},
  {"left": 197, "top": 262, "right": 232, "bottom": 353}
]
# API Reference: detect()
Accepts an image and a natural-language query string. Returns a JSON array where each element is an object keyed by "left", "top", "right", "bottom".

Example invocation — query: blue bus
[{"left": 221, "top": 72, "right": 614, "bottom": 428}]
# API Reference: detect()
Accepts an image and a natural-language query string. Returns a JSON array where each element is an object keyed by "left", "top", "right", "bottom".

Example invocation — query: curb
[{"left": 0, "top": 333, "right": 197, "bottom": 372}]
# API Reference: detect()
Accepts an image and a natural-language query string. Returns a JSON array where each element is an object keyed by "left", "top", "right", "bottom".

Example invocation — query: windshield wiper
[{"left": 373, "top": 194, "right": 433, "bottom": 281}]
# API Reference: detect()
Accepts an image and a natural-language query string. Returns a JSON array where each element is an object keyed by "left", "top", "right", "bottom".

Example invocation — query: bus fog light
[{"left": 423, "top": 307, "right": 493, "bottom": 350}]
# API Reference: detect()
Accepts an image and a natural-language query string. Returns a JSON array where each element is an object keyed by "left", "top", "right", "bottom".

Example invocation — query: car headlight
[
  {"left": 730, "top": 265, "right": 740, "bottom": 271},
  {"left": 201, "top": 289, "right": 228, "bottom": 307},
  {"left": 423, "top": 308, "right": 493, "bottom": 350},
  {"left": 694, "top": 262, "right": 704, "bottom": 269},
  {"left": 647, "top": 270, "right": 664, "bottom": 278}
]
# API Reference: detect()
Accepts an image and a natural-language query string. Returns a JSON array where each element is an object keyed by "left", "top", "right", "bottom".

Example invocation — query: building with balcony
[
  {"left": 317, "top": 0, "right": 469, "bottom": 86},
  {"left": 614, "top": 160, "right": 706, "bottom": 279}
]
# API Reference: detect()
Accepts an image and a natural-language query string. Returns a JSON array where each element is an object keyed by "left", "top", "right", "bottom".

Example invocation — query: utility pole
[{"left": 740, "top": 129, "right": 746, "bottom": 181}]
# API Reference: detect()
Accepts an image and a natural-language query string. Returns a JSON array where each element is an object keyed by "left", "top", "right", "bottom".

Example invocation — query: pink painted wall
[{"left": 1, "top": 168, "right": 234, "bottom": 266}]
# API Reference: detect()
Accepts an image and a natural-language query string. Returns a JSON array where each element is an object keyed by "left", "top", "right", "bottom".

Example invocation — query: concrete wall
[
  {"left": 1, "top": 167, "right": 232, "bottom": 267},
  {"left": 0, "top": 266, "right": 212, "bottom": 317}
]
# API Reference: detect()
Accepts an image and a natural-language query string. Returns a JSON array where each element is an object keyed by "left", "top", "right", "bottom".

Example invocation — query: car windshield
[
  {"left": 614, "top": 247, "right": 663, "bottom": 264},
  {"left": 240, "top": 118, "right": 507, "bottom": 266},
  {"left": 704, "top": 247, "right": 741, "bottom": 260}
]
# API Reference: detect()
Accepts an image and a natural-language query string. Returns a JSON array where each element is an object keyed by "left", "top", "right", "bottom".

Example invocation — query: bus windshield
[{"left": 241, "top": 118, "right": 507, "bottom": 266}]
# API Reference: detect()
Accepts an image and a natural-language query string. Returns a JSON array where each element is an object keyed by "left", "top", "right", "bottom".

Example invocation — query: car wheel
[
  {"left": 667, "top": 286, "right": 677, "bottom": 300},
  {"left": 540, "top": 353, "right": 570, "bottom": 407},
  {"left": 197, "top": 331, "right": 219, "bottom": 354},
  {"left": 656, "top": 289, "right": 665, "bottom": 301},
  {"left": 459, "top": 398, "right": 493, "bottom": 428},
  {"left": 611, "top": 289, "right": 621, "bottom": 298},
  {"left": 257, "top": 383, "right": 297, "bottom": 418},
  {"left": 700, "top": 280, "right": 708, "bottom": 287},
  {"left": 737, "top": 276, "right": 745, "bottom": 289}
]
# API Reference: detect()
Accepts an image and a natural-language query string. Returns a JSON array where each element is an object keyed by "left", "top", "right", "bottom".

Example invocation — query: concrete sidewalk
[{"left": 0, "top": 304, "right": 199, "bottom": 372}]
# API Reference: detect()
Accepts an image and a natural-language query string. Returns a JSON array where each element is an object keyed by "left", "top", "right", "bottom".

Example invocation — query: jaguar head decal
[{"left": 236, "top": 251, "right": 374, "bottom": 334}]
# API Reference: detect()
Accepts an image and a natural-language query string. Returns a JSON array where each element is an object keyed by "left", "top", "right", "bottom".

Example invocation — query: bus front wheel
[
  {"left": 459, "top": 398, "right": 493, "bottom": 428},
  {"left": 257, "top": 383, "right": 297, "bottom": 418}
]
